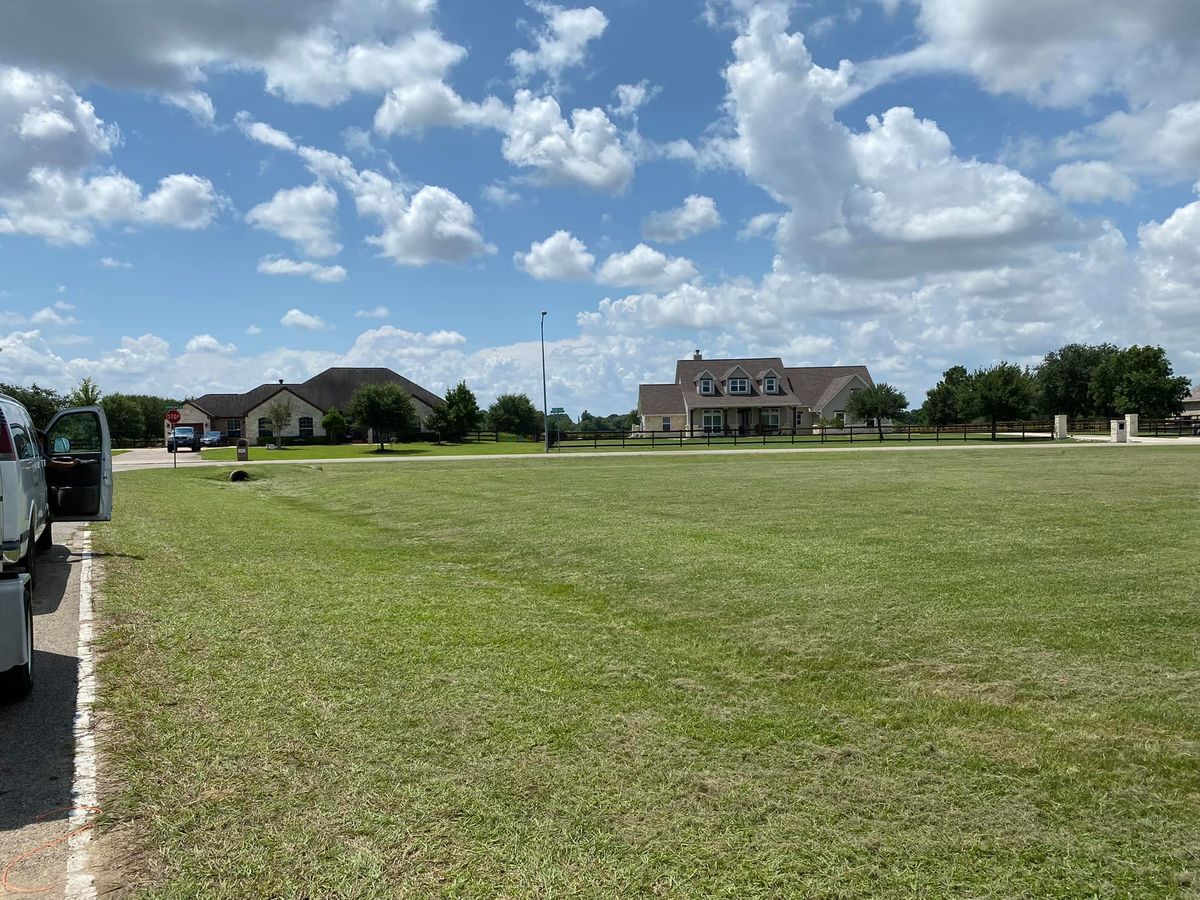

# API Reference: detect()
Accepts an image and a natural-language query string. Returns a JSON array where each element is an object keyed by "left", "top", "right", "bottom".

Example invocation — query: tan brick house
[
  {"left": 166, "top": 367, "right": 445, "bottom": 445},
  {"left": 637, "top": 353, "right": 876, "bottom": 434}
]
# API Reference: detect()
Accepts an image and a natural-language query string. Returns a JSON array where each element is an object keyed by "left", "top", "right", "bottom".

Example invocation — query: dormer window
[
  {"left": 728, "top": 377, "right": 749, "bottom": 394},
  {"left": 699, "top": 378, "right": 714, "bottom": 395},
  {"left": 763, "top": 376, "right": 778, "bottom": 394}
]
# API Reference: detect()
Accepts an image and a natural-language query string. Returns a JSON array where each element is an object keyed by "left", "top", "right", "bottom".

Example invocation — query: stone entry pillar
[
  {"left": 1125, "top": 413, "right": 1139, "bottom": 437},
  {"left": 1053, "top": 414, "right": 1068, "bottom": 440}
]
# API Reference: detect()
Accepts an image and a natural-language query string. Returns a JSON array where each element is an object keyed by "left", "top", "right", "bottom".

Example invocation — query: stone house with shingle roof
[
  {"left": 1184, "top": 385, "right": 1200, "bottom": 417},
  {"left": 166, "top": 367, "right": 444, "bottom": 445},
  {"left": 637, "top": 352, "right": 876, "bottom": 434}
]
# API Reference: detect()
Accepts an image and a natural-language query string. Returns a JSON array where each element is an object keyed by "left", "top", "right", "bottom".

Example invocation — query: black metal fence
[
  {"left": 1069, "top": 417, "right": 1200, "bottom": 436},
  {"left": 541, "top": 421, "right": 1056, "bottom": 451}
]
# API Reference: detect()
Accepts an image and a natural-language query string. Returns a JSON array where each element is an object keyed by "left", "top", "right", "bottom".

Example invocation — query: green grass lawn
[
  {"left": 201, "top": 430, "right": 1052, "bottom": 461},
  {"left": 200, "top": 439, "right": 546, "bottom": 461},
  {"left": 93, "top": 446, "right": 1199, "bottom": 898}
]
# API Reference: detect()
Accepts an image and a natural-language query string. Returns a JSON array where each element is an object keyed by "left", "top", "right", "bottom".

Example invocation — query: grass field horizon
[
  {"left": 95, "top": 447, "right": 1199, "bottom": 897},
  {"left": 199, "top": 428, "right": 1056, "bottom": 462}
]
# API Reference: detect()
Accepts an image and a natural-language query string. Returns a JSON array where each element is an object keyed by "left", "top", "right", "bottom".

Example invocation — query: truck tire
[
  {"left": 35, "top": 519, "right": 52, "bottom": 554},
  {"left": 19, "top": 520, "right": 37, "bottom": 593},
  {"left": 0, "top": 581, "right": 33, "bottom": 701}
]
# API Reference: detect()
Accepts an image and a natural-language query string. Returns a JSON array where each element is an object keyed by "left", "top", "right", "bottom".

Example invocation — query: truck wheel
[
  {"left": 19, "top": 522, "right": 36, "bottom": 594},
  {"left": 0, "top": 581, "right": 33, "bottom": 701},
  {"left": 35, "top": 520, "right": 53, "bottom": 554}
]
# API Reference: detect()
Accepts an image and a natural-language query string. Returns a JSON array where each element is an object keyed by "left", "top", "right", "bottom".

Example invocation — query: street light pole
[{"left": 540, "top": 310, "right": 550, "bottom": 453}]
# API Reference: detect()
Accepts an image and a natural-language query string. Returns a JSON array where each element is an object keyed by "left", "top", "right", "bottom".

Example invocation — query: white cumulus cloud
[
  {"left": 510, "top": 2, "right": 608, "bottom": 86},
  {"left": 185, "top": 334, "right": 237, "bottom": 355},
  {"left": 1050, "top": 161, "right": 1137, "bottom": 203},
  {"left": 245, "top": 182, "right": 341, "bottom": 258},
  {"left": 514, "top": 230, "right": 596, "bottom": 280},
  {"left": 354, "top": 306, "right": 390, "bottom": 319},
  {"left": 596, "top": 244, "right": 699, "bottom": 290},
  {"left": 642, "top": 195, "right": 723, "bottom": 242},
  {"left": 258, "top": 256, "right": 348, "bottom": 283},
  {"left": 280, "top": 308, "right": 329, "bottom": 330}
]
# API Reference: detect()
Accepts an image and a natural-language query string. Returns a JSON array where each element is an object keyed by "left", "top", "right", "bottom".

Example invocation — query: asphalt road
[{"left": 0, "top": 522, "right": 85, "bottom": 899}]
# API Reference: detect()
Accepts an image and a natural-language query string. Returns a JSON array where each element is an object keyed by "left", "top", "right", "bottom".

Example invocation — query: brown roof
[
  {"left": 638, "top": 383, "right": 684, "bottom": 414},
  {"left": 675, "top": 357, "right": 803, "bottom": 409},
  {"left": 636, "top": 357, "right": 875, "bottom": 415},
  {"left": 298, "top": 367, "right": 444, "bottom": 412},
  {"left": 190, "top": 367, "right": 444, "bottom": 418},
  {"left": 787, "top": 366, "right": 874, "bottom": 410}
]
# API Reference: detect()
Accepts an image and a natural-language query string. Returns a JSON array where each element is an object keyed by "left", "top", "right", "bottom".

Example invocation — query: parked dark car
[
  {"left": 166, "top": 426, "right": 201, "bottom": 452},
  {"left": 200, "top": 430, "right": 226, "bottom": 448}
]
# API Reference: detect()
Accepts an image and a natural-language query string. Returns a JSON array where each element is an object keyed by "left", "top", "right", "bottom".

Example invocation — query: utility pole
[{"left": 540, "top": 311, "right": 549, "bottom": 454}]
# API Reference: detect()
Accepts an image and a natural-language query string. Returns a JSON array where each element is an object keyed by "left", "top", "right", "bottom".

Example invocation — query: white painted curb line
[{"left": 65, "top": 530, "right": 97, "bottom": 900}]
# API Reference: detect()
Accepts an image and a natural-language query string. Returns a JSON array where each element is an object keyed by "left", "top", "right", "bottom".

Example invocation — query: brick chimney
[{"left": 692, "top": 349, "right": 702, "bottom": 361}]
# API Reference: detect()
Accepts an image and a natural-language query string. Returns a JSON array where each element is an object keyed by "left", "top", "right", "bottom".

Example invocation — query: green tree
[
  {"left": 438, "top": 381, "right": 482, "bottom": 441},
  {"left": 101, "top": 394, "right": 145, "bottom": 445},
  {"left": 349, "top": 383, "right": 416, "bottom": 450},
  {"left": 1035, "top": 343, "right": 1118, "bottom": 417},
  {"left": 265, "top": 396, "right": 294, "bottom": 447},
  {"left": 1088, "top": 345, "right": 1191, "bottom": 418},
  {"left": 920, "top": 365, "right": 970, "bottom": 425},
  {"left": 0, "top": 383, "right": 67, "bottom": 429},
  {"left": 486, "top": 393, "right": 542, "bottom": 437},
  {"left": 321, "top": 407, "right": 347, "bottom": 444},
  {"left": 963, "top": 363, "right": 1037, "bottom": 438},
  {"left": 847, "top": 383, "right": 909, "bottom": 441},
  {"left": 70, "top": 377, "right": 102, "bottom": 406}
]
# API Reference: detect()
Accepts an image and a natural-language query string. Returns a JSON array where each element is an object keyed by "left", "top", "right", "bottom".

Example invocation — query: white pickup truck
[{"left": 0, "top": 399, "right": 113, "bottom": 701}]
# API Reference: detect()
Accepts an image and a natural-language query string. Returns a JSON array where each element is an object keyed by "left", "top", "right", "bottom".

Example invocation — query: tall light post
[{"left": 540, "top": 310, "right": 550, "bottom": 453}]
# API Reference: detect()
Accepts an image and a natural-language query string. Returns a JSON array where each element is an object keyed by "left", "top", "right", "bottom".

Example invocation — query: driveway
[
  {"left": 0, "top": 522, "right": 89, "bottom": 898},
  {"left": 114, "top": 447, "right": 209, "bottom": 471}
]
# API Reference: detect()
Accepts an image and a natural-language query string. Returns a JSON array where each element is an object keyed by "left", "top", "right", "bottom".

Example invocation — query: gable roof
[
  {"left": 190, "top": 367, "right": 444, "bottom": 419},
  {"left": 675, "top": 357, "right": 802, "bottom": 408},
  {"left": 298, "top": 367, "right": 445, "bottom": 412},
  {"left": 784, "top": 366, "right": 874, "bottom": 410},
  {"left": 638, "top": 382, "right": 684, "bottom": 414}
]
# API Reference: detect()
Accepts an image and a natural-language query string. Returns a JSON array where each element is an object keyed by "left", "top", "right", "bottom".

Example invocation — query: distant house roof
[
  {"left": 189, "top": 367, "right": 444, "bottom": 418},
  {"left": 297, "top": 367, "right": 445, "bottom": 413},
  {"left": 784, "top": 366, "right": 874, "bottom": 409},
  {"left": 638, "top": 383, "right": 684, "bottom": 413},
  {"left": 636, "top": 357, "right": 875, "bottom": 415}
]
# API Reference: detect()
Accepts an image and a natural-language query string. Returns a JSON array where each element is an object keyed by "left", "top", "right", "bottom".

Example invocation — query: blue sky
[{"left": 1, "top": 0, "right": 1198, "bottom": 414}]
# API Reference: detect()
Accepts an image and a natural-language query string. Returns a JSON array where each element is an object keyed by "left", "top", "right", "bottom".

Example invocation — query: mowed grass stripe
[{"left": 94, "top": 447, "right": 1200, "bottom": 898}]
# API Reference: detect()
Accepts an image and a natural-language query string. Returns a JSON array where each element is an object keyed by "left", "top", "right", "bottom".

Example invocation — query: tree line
[
  {"left": 0, "top": 377, "right": 180, "bottom": 444},
  {"left": 800, "top": 342, "right": 1192, "bottom": 441},
  {"left": 919, "top": 344, "right": 1191, "bottom": 428}
]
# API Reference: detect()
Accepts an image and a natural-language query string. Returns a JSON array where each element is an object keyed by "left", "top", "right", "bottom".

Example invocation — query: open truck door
[{"left": 43, "top": 406, "right": 112, "bottom": 522}]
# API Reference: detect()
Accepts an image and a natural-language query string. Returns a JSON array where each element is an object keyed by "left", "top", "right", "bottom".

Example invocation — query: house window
[
  {"left": 764, "top": 376, "right": 778, "bottom": 394},
  {"left": 661, "top": 416, "right": 672, "bottom": 432},
  {"left": 701, "top": 410, "right": 723, "bottom": 433},
  {"left": 299, "top": 416, "right": 314, "bottom": 438},
  {"left": 834, "top": 411, "right": 845, "bottom": 426},
  {"left": 226, "top": 418, "right": 242, "bottom": 437},
  {"left": 795, "top": 409, "right": 804, "bottom": 426},
  {"left": 728, "top": 377, "right": 749, "bottom": 394},
  {"left": 258, "top": 417, "right": 272, "bottom": 438},
  {"left": 699, "top": 378, "right": 714, "bottom": 395},
  {"left": 762, "top": 409, "right": 780, "bottom": 429}
]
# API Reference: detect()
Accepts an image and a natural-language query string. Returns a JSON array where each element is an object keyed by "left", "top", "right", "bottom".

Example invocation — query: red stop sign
[{"left": 165, "top": 410, "right": 181, "bottom": 425}]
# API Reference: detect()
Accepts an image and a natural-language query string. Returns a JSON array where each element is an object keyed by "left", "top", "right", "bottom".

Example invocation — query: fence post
[
  {"left": 935, "top": 425, "right": 939, "bottom": 442},
  {"left": 651, "top": 431, "right": 655, "bottom": 448},
  {"left": 907, "top": 426, "right": 912, "bottom": 443},
  {"left": 964, "top": 425, "right": 968, "bottom": 442},
  {"left": 850, "top": 426, "right": 854, "bottom": 444},
  {"left": 1022, "top": 422, "right": 1026, "bottom": 441}
]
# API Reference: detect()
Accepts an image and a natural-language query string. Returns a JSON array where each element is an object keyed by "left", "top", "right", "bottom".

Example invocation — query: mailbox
[{"left": 236, "top": 438, "right": 249, "bottom": 461}]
